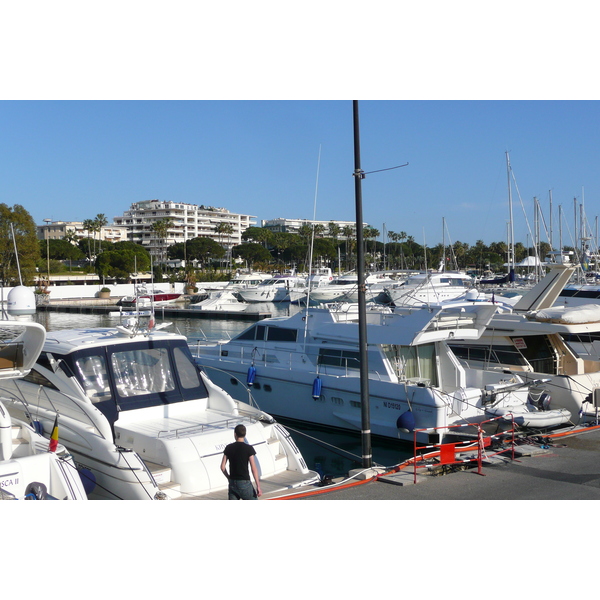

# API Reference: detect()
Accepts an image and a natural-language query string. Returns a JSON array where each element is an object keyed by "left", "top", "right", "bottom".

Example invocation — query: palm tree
[
  {"left": 82, "top": 218, "right": 95, "bottom": 262},
  {"left": 151, "top": 217, "right": 174, "bottom": 265},
  {"left": 214, "top": 221, "right": 234, "bottom": 269},
  {"left": 342, "top": 225, "right": 355, "bottom": 271}
]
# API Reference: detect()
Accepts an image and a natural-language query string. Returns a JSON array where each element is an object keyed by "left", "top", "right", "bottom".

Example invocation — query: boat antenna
[
  {"left": 352, "top": 100, "right": 372, "bottom": 470},
  {"left": 10, "top": 223, "right": 23, "bottom": 286}
]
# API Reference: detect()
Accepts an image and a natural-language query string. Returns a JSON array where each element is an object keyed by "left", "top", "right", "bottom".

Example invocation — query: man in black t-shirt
[{"left": 220, "top": 424, "right": 262, "bottom": 500}]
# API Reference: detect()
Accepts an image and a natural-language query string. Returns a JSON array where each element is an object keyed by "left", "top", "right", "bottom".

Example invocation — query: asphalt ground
[{"left": 291, "top": 424, "right": 600, "bottom": 501}]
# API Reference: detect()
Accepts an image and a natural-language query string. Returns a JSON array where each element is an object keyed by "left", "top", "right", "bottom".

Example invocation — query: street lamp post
[{"left": 44, "top": 218, "right": 52, "bottom": 284}]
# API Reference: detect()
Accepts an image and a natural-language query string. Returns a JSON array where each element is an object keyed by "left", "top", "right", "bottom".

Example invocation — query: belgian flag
[{"left": 48, "top": 415, "right": 59, "bottom": 453}]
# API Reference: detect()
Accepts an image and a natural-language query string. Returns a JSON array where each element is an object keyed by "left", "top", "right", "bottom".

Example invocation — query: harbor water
[{"left": 33, "top": 304, "right": 413, "bottom": 478}]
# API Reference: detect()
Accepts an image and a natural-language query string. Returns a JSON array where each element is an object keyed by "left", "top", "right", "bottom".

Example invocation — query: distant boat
[
  {"left": 117, "top": 285, "right": 181, "bottom": 308},
  {"left": 384, "top": 271, "right": 475, "bottom": 306},
  {"left": 238, "top": 271, "right": 308, "bottom": 303},
  {"left": 189, "top": 290, "right": 249, "bottom": 312}
]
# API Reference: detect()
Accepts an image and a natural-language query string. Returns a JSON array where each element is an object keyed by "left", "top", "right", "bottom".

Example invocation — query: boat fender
[
  {"left": 397, "top": 410, "right": 415, "bottom": 432},
  {"left": 24, "top": 482, "right": 48, "bottom": 500},
  {"left": 78, "top": 468, "right": 97, "bottom": 495},
  {"left": 32, "top": 420, "right": 44, "bottom": 435},
  {"left": 312, "top": 377, "right": 323, "bottom": 399},
  {"left": 247, "top": 366, "right": 256, "bottom": 386}
]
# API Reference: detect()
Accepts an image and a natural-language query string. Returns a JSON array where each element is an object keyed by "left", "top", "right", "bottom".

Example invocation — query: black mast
[{"left": 352, "top": 100, "right": 372, "bottom": 469}]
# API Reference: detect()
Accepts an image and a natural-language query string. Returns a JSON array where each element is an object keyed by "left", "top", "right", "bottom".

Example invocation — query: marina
[{"left": 15, "top": 291, "right": 600, "bottom": 501}]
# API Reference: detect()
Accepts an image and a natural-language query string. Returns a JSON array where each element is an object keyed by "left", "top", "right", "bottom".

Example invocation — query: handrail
[{"left": 156, "top": 415, "right": 259, "bottom": 438}]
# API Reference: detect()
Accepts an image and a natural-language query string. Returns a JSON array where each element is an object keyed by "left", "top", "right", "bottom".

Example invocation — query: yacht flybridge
[
  {"left": 0, "top": 318, "right": 319, "bottom": 499},
  {"left": 192, "top": 297, "right": 558, "bottom": 444}
]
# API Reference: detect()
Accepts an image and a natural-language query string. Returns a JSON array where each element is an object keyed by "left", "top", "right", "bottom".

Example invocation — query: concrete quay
[
  {"left": 289, "top": 425, "right": 600, "bottom": 501},
  {"left": 37, "top": 297, "right": 271, "bottom": 320}
]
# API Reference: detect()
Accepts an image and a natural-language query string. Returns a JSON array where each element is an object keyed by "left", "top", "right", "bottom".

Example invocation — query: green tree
[
  {"left": 242, "top": 226, "right": 273, "bottom": 247},
  {"left": 233, "top": 242, "right": 272, "bottom": 268},
  {"left": 0, "top": 204, "right": 40, "bottom": 285},
  {"left": 94, "top": 242, "right": 150, "bottom": 282}
]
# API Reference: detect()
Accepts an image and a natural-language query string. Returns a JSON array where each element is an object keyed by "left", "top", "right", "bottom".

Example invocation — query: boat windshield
[{"left": 66, "top": 339, "right": 209, "bottom": 421}]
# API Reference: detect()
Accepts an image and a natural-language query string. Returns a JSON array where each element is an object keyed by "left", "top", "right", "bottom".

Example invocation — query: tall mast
[
  {"left": 352, "top": 101, "right": 372, "bottom": 470},
  {"left": 506, "top": 152, "right": 515, "bottom": 282}
]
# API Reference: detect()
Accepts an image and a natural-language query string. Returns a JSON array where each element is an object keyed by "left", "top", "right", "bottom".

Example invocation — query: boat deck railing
[
  {"left": 155, "top": 414, "right": 259, "bottom": 438},
  {"left": 191, "top": 342, "right": 390, "bottom": 382}
]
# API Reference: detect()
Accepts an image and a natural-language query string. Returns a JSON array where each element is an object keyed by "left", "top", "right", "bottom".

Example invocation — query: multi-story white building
[
  {"left": 37, "top": 221, "right": 128, "bottom": 243},
  {"left": 114, "top": 199, "right": 256, "bottom": 259},
  {"left": 261, "top": 217, "right": 362, "bottom": 237}
]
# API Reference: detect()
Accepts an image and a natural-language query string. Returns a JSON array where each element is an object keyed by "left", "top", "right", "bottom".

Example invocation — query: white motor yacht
[
  {"left": 189, "top": 290, "right": 249, "bottom": 312},
  {"left": 449, "top": 264, "right": 600, "bottom": 426},
  {"left": 0, "top": 320, "right": 88, "bottom": 500},
  {"left": 308, "top": 272, "right": 393, "bottom": 304},
  {"left": 238, "top": 272, "right": 307, "bottom": 303},
  {"left": 191, "top": 298, "right": 548, "bottom": 444},
  {"left": 385, "top": 271, "right": 475, "bottom": 306},
  {"left": 0, "top": 318, "right": 319, "bottom": 499}
]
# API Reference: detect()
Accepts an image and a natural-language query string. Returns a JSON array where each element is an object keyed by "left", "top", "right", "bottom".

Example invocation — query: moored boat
[
  {"left": 117, "top": 285, "right": 181, "bottom": 308},
  {"left": 0, "top": 317, "right": 320, "bottom": 499},
  {"left": 0, "top": 320, "right": 88, "bottom": 500},
  {"left": 191, "top": 298, "right": 544, "bottom": 444},
  {"left": 448, "top": 264, "right": 600, "bottom": 425}
]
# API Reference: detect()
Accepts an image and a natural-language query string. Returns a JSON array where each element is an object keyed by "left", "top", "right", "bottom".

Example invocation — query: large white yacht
[
  {"left": 0, "top": 318, "right": 319, "bottom": 499},
  {"left": 0, "top": 320, "right": 88, "bottom": 500},
  {"left": 238, "top": 272, "right": 307, "bottom": 303},
  {"left": 307, "top": 272, "right": 393, "bottom": 304},
  {"left": 449, "top": 264, "right": 600, "bottom": 425},
  {"left": 384, "top": 271, "right": 476, "bottom": 306},
  {"left": 191, "top": 298, "right": 557, "bottom": 444}
]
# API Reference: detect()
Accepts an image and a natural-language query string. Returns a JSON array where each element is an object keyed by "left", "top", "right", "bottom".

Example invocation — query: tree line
[{"left": 0, "top": 204, "right": 571, "bottom": 287}]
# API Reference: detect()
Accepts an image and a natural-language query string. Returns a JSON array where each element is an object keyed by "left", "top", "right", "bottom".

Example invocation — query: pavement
[{"left": 290, "top": 425, "right": 600, "bottom": 500}]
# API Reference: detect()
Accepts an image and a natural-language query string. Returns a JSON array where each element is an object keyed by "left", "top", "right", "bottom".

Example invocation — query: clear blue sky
[
  {"left": 2, "top": 4, "right": 599, "bottom": 249},
  {"left": 2, "top": 100, "right": 599, "bottom": 248}
]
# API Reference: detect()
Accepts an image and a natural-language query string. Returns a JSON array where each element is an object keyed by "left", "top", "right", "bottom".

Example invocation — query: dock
[
  {"left": 283, "top": 424, "right": 600, "bottom": 501},
  {"left": 37, "top": 298, "right": 271, "bottom": 320}
]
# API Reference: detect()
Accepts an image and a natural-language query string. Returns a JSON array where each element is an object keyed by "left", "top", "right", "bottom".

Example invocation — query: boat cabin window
[
  {"left": 0, "top": 341, "right": 23, "bottom": 370},
  {"left": 172, "top": 346, "right": 203, "bottom": 390},
  {"left": 266, "top": 327, "right": 297, "bottom": 342},
  {"left": 449, "top": 344, "right": 529, "bottom": 368},
  {"left": 63, "top": 340, "right": 209, "bottom": 421},
  {"left": 74, "top": 354, "right": 111, "bottom": 401},
  {"left": 22, "top": 367, "right": 59, "bottom": 390},
  {"left": 111, "top": 347, "right": 175, "bottom": 397},
  {"left": 235, "top": 324, "right": 297, "bottom": 342},
  {"left": 510, "top": 335, "right": 556, "bottom": 373},
  {"left": 382, "top": 343, "right": 438, "bottom": 385},
  {"left": 318, "top": 348, "right": 361, "bottom": 370}
]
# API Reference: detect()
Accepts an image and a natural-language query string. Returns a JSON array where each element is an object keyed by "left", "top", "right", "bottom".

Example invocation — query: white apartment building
[
  {"left": 37, "top": 221, "right": 129, "bottom": 243},
  {"left": 113, "top": 199, "right": 256, "bottom": 259},
  {"left": 261, "top": 217, "right": 362, "bottom": 237}
]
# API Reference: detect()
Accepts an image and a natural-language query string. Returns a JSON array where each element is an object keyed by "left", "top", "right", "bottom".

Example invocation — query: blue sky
[
  {"left": 2, "top": 99, "right": 599, "bottom": 248},
  {"left": 2, "top": 3, "right": 600, "bottom": 250}
]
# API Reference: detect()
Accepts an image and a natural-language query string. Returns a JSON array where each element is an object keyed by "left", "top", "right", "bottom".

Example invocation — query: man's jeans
[{"left": 228, "top": 479, "right": 257, "bottom": 500}]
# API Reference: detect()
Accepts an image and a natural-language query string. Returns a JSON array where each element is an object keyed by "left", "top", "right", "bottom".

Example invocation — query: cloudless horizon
[{"left": 1, "top": 100, "right": 599, "bottom": 249}]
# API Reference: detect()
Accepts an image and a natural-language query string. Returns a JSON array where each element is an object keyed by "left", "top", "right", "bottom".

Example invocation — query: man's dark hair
[{"left": 234, "top": 424, "right": 247, "bottom": 438}]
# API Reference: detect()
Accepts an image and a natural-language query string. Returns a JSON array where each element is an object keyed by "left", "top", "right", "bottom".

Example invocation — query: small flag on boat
[
  {"left": 148, "top": 312, "right": 155, "bottom": 330},
  {"left": 48, "top": 415, "right": 59, "bottom": 453}
]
